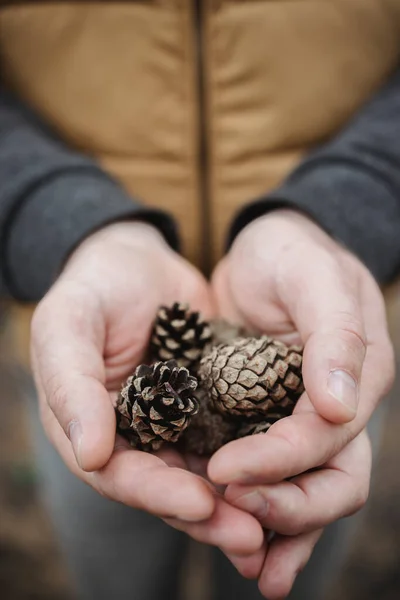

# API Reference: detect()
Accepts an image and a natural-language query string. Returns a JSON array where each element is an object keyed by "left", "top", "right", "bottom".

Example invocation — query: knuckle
[
  {"left": 352, "top": 482, "right": 370, "bottom": 514},
  {"left": 259, "top": 576, "right": 292, "bottom": 600},
  {"left": 332, "top": 311, "right": 367, "bottom": 354},
  {"left": 287, "top": 514, "right": 308, "bottom": 537},
  {"left": 380, "top": 341, "right": 396, "bottom": 396},
  {"left": 347, "top": 432, "right": 371, "bottom": 514},
  {"left": 46, "top": 376, "right": 69, "bottom": 419},
  {"left": 270, "top": 418, "right": 303, "bottom": 451},
  {"left": 236, "top": 562, "right": 259, "bottom": 580},
  {"left": 92, "top": 471, "right": 114, "bottom": 501},
  {"left": 277, "top": 487, "right": 308, "bottom": 536},
  {"left": 284, "top": 520, "right": 305, "bottom": 537}
]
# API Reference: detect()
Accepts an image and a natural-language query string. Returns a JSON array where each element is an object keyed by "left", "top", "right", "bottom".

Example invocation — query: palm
[
  {"left": 206, "top": 211, "right": 394, "bottom": 597},
  {"left": 212, "top": 254, "right": 301, "bottom": 343},
  {"left": 83, "top": 243, "right": 213, "bottom": 390},
  {"left": 31, "top": 223, "right": 266, "bottom": 561}
]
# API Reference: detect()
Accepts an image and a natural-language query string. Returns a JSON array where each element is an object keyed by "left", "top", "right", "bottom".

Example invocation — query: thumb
[
  {"left": 211, "top": 258, "right": 247, "bottom": 325},
  {"left": 278, "top": 247, "right": 367, "bottom": 424},
  {"left": 172, "top": 256, "right": 217, "bottom": 321}
]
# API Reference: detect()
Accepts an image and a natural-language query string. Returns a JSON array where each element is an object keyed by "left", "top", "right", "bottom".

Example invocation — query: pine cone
[
  {"left": 116, "top": 360, "right": 199, "bottom": 451},
  {"left": 180, "top": 388, "right": 238, "bottom": 456},
  {"left": 210, "top": 319, "right": 253, "bottom": 346},
  {"left": 199, "top": 336, "right": 304, "bottom": 420},
  {"left": 150, "top": 303, "right": 212, "bottom": 371},
  {"left": 237, "top": 415, "right": 284, "bottom": 438}
]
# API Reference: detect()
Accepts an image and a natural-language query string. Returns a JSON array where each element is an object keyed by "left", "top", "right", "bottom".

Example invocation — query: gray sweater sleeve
[
  {"left": 0, "top": 92, "right": 179, "bottom": 301},
  {"left": 230, "top": 68, "right": 400, "bottom": 284}
]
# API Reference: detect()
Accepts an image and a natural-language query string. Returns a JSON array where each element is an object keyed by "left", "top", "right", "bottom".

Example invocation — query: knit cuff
[
  {"left": 2, "top": 169, "right": 179, "bottom": 301},
  {"left": 229, "top": 163, "right": 400, "bottom": 284}
]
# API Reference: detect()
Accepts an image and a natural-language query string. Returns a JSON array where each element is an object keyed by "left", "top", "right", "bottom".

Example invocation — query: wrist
[
  {"left": 82, "top": 220, "right": 166, "bottom": 248},
  {"left": 57, "top": 221, "right": 172, "bottom": 289},
  {"left": 65, "top": 220, "right": 168, "bottom": 269},
  {"left": 247, "top": 208, "right": 319, "bottom": 232},
  {"left": 234, "top": 207, "right": 334, "bottom": 252},
  {"left": 232, "top": 209, "right": 305, "bottom": 249},
  {"left": 227, "top": 207, "right": 357, "bottom": 291}
]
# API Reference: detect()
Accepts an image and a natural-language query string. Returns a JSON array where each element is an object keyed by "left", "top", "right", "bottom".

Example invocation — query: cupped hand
[
  {"left": 223, "top": 427, "right": 371, "bottom": 598},
  {"left": 209, "top": 209, "right": 395, "bottom": 596},
  {"left": 31, "top": 221, "right": 264, "bottom": 556}
]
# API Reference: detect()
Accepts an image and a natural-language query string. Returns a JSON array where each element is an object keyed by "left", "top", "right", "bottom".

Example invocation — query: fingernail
[
  {"left": 328, "top": 370, "right": 358, "bottom": 412},
  {"left": 68, "top": 420, "right": 83, "bottom": 468},
  {"left": 233, "top": 491, "right": 269, "bottom": 520}
]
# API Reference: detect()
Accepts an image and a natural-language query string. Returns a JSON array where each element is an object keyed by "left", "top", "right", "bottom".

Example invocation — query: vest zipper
[{"left": 193, "top": 0, "right": 212, "bottom": 275}]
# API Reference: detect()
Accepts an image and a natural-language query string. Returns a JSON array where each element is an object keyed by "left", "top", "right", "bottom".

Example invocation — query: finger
[
  {"left": 209, "top": 335, "right": 391, "bottom": 487},
  {"left": 277, "top": 245, "right": 368, "bottom": 423},
  {"left": 173, "top": 257, "right": 217, "bottom": 320},
  {"left": 95, "top": 455, "right": 215, "bottom": 521},
  {"left": 32, "top": 284, "right": 116, "bottom": 472},
  {"left": 258, "top": 529, "right": 323, "bottom": 600},
  {"left": 225, "top": 431, "right": 371, "bottom": 535},
  {"left": 211, "top": 258, "right": 248, "bottom": 325},
  {"left": 154, "top": 447, "right": 188, "bottom": 470},
  {"left": 165, "top": 497, "right": 264, "bottom": 555},
  {"left": 40, "top": 400, "right": 216, "bottom": 521},
  {"left": 185, "top": 454, "right": 211, "bottom": 479},
  {"left": 224, "top": 540, "right": 268, "bottom": 580},
  {"left": 209, "top": 410, "right": 348, "bottom": 485}
]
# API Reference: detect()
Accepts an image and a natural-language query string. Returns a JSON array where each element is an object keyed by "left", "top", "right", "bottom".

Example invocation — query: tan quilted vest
[{"left": 1, "top": 0, "right": 400, "bottom": 364}]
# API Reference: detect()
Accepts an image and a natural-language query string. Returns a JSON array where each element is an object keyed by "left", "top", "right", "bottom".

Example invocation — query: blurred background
[{"left": 0, "top": 282, "right": 399, "bottom": 600}]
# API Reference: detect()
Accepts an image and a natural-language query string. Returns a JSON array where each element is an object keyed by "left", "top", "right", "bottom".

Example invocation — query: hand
[
  {"left": 31, "top": 222, "right": 264, "bottom": 557},
  {"left": 209, "top": 210, "right": 395, "bottom": 597}
]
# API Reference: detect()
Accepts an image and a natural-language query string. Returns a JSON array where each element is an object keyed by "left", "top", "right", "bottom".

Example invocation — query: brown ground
[{"left": 0, "top": 285, "right": 399, "bottom": 600}]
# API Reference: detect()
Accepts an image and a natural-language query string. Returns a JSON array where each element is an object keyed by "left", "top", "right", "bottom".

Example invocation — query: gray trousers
[{"left": 28, "top": 394, "right": 381, "bottom": 600}]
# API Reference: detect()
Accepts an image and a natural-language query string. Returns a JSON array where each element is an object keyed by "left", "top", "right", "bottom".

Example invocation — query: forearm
[
  {"left": 230, "top": 67, "right": 400, "bottom": 284},
  {"left": 0, "top": 91, "right": 178, "bottom": 301}
]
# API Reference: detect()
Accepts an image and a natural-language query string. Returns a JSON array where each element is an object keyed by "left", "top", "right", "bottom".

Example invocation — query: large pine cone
[
  {"left": 116, "top": 361, "right": 199, "bottom": 451},
  {"left": 199, "top": 336, "right": 304, "bottom": 420},
  {"left": 180, "top": 388, "right": 238, "bottom": 456},
  {"left": 150, "top": 303, "right": 212, "bottom": 371}
]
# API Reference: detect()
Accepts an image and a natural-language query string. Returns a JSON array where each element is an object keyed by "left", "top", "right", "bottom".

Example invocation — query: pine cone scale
[
  {"left": 219, "top": 394, "right": 237, "bottom": 409},
  {"left": 236, "top": 369, "right": 258, "bottom": 387},
  {"left": 246, "top": 356, "right": 268, "bottom": 375}
]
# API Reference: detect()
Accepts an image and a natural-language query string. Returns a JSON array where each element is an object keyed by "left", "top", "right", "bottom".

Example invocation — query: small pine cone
[
  {"left": 210, "top": 319, "right": 253, "bottom": 346},
  {"left": 116, "top": 360, "right": 199, "bottom": 451},
  {"left": 199, "top": 336, "right": 304, "bottom": 420},
  {"left": 237, "top": 414, "right": 286, "bottom": 438},
  {"left": 180, "top": 389, "right": 238, "bottom": 456},
  {"left": 150, "top": 303, "right": 213, "bottom": 371}
]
